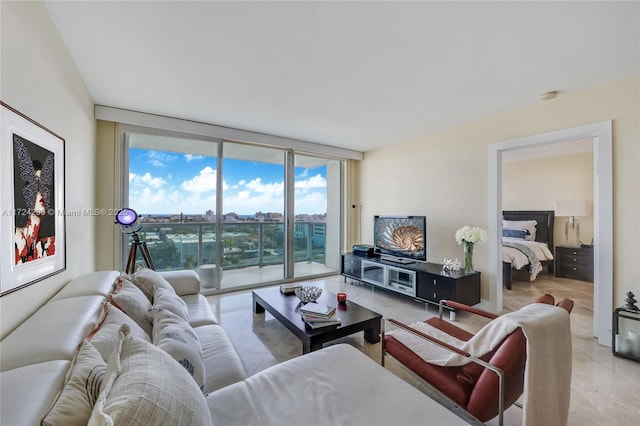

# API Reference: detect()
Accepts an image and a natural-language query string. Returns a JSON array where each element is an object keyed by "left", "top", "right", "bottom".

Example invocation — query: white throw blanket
[{"left": 387, "top": 303, "right": 572, "bottom": 426}]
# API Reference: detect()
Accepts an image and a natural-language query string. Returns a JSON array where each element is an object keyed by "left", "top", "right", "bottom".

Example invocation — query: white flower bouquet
[
  {"left": 455, "top": 226, "right": 487, "bottom": 272},
  {"left": 455, "top": 226, "right": 488, "bottom": 245}
]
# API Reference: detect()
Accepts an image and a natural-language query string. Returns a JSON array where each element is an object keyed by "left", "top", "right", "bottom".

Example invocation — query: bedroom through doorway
[
  {"left": 500, "top": 138, "right": 595, "bottom": 334},
  {"left": 489, "top": 121, "right": 613, "bottom": 347}
]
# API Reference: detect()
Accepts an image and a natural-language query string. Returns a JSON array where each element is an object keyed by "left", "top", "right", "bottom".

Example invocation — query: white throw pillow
[
  {"left": 88, "top": 303, "right": 152, "bottom": 360},
  {"left": 109, "top": 277, "right": 153, "bottom": 335},
  {"left": 89, "top": 325, "right": 212, "bottom": 426},
  {"left": 503, "top": 219, "right": 537, "bottom": 241},
  {"left": 150, "top": 285, "right": 190, "bottom": 322},
  {"left": 128, "top": 268, "right": 176, "bottom": 302},
  {"left": 42, "top": 340, "right": 106, "bottom": 425},
  {"left": 150, "top": 307, "right": 206, "bottom": 392}
]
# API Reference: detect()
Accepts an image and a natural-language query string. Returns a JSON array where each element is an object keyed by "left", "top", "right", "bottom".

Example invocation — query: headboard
[{"left": 502, "top": 210, "right": 555, "bottom": 251}]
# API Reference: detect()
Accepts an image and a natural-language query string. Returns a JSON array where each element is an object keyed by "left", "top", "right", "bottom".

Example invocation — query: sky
[{"left": 128, "top": 148, "right": 327, "bottom": 216}]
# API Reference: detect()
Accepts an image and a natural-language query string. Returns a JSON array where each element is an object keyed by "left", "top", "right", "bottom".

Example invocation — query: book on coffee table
[
  {"left": 300, "top": 302, "right": 340, "bottom": 328},
  {"left": 301, "top": 311, "right": 340, "bottom": 322},
  {"left": 304, "top": 314, "right": 341, "bottom": 329},
  {"left": 299, "top": 302, "right": 336, "bottom": 317}
]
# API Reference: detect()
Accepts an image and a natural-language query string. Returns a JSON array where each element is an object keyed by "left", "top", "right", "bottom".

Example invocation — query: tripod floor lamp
[{"left": 115, "top": 208, "right": 155, "bottom": 274}]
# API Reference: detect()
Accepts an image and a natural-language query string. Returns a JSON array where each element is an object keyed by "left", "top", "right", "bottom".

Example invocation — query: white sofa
[{"left": 0, "top": 270, "right": 466, "bottom": 426}]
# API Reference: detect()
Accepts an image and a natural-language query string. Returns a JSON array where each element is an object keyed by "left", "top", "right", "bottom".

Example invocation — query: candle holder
[{"left": 613, "top": 292, "right": 640, "bottom": 362}]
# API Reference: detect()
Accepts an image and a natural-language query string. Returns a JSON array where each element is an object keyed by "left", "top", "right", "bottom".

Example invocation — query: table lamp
[{"left": 554, "top": 199, "right": 590, "bottom": 245}]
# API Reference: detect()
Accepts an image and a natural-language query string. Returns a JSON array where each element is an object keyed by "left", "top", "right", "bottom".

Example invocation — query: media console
[{"left": 341, "top": 253, "right": 481, "bottom": 320}]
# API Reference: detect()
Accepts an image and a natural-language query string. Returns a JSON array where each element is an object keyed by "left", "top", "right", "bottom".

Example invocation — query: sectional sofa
[{"left": 0, "top": 269, "right": 466, "bottom": 425}]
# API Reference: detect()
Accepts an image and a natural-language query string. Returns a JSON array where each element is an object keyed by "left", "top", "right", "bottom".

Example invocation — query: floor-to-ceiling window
[
  {"left": 123, "top": 129, "right": 340, "bottom": 292},
  {"left": 293, "top": 154, "right": 341, "bottom": 278},
  {"left": 126, "top": 131, "right": 221, "bottom": 288},
  {"left": 219, "top": 141, "right": 286, "bottom": 288}
]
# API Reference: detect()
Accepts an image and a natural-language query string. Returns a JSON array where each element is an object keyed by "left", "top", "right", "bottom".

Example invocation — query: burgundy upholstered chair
[{"left": 383, "top": 294, "right": 573, "bottom": 425}]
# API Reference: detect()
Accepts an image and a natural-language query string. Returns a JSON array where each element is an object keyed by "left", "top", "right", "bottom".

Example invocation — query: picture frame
[{"left": 1, "top": 101, "right": 66, "bottom": 296}]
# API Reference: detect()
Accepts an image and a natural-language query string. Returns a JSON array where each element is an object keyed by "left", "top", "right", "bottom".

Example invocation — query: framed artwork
[{"left": 1, "top": 101, "right": 66, "bottom": 296}]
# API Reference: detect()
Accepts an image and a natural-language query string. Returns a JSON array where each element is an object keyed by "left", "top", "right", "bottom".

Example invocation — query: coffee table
[{"left": 252, "top": 287, "right": 383, "bottom": 354}]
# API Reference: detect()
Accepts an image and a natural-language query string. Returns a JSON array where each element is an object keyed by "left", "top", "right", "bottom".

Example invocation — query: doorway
[{"left": 488, "top": 121, "right": 613, "bottom": 346}]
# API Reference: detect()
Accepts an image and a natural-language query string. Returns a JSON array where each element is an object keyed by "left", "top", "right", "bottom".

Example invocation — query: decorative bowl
[{"left": 294, "top": 286, "right": 323, "bottom": 304}]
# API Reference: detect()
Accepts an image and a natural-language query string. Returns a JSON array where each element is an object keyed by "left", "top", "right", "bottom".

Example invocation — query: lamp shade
[
  {"left": 116, "top": 208, "right": 137, "bottom": 226},
  {"left": 554, "top": 200, "right": 590, "bottom": 217},
  {"left": 115, "top": 208, "right": 141, "bottom": 234}
]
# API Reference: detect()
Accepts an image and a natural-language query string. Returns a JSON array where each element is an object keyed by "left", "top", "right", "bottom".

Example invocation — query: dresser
[{"left": 555, "top": 245, "right": 594, "bottom": 282}]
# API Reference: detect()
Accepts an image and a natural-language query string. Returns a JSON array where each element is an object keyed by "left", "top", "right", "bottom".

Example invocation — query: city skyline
[
  {"left": 129, "top": 148, "right": 327, "bottom": 216},
  {"left": 138, "top": 211, "right": 327, "bottom": 223}
]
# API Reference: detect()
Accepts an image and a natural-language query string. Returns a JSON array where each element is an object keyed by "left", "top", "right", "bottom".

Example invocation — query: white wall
[
  {"left": 1, "top": 1, "right": 96, "bottom": 338},
  {"left": 360, "top": 75, "right": 639, "bottom": 307}
]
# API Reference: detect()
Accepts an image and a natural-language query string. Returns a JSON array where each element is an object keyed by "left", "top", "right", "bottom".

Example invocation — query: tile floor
[
  {"left": 207, "top": 273, "right": 639, "bottom": 425},
  {"left": 202, "top": 261, "right": 337, "bottom": 294}
]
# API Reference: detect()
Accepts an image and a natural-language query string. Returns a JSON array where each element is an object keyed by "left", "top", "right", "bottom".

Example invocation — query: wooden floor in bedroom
[{"left": 207, "top": 274, "right": 639, "bottom": 426}]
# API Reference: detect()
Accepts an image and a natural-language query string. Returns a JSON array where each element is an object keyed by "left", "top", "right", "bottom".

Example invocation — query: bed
[{"left": 502, "top": 210, "right": 555, "bottom": 290}]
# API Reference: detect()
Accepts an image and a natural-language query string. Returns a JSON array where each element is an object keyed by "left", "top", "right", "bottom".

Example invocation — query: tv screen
[{"left": 374, "top": 215, "right": 426, "bottom": 262}]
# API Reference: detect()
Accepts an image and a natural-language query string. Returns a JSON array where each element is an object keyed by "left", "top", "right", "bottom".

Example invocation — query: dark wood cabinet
[
  {"left": 341, "top": 253, "right": 481, "bottom": 315},
  {"left": 415, "top": 269, "right": 480, "bottom": 307},
  {"left": 555, "top": 245, "right": 594, "bottom": 282},
  {"left": 341, "top": 253, "right": 362, "bottom": 280}
]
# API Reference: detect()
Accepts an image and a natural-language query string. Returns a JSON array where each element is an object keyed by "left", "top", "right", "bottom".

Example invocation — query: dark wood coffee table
[{"left": 252, "top": 287, "right": 382, "bottom": 354}]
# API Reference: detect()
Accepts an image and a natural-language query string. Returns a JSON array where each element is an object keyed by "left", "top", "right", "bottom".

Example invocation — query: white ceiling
[{"left": 44, "top": 1, "right": 639, "bottom": 153}]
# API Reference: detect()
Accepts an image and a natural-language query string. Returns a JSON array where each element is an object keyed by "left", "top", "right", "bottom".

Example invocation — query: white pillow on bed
[{"left": 503, "top": 219, "right": 537, "bottom": 241}]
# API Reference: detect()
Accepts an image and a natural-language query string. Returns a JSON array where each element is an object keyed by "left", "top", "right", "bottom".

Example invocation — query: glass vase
[{"left": 464, "top": 241, "right": 474, "bottom": 273}]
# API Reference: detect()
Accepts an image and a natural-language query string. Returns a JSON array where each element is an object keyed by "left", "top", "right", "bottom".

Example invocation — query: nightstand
[{"left": 555, "top": 245, "right": 594, "bottom": 282}]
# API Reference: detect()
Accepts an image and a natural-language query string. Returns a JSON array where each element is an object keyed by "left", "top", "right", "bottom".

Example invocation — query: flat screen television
[{"left": 373, "top": 215, "right": 426, "bottom": 263}]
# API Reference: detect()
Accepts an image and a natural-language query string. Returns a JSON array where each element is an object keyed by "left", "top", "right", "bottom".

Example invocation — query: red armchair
[{"left": 383, "top": 294, "right": 573, "bottom": 425}]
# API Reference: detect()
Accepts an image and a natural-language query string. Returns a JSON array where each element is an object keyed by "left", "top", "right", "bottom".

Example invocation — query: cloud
[
  {"left": 129, "top": 152, "right": 327, "bottom": 215},
  {"left": 181, "top": 166, "right": 217, "bottom": 192},
  {"left": 294, "top": 191, "right": 326, "bottom": 213},
  {"left": 129, "top": 187, "right": 182, "bottom": 213},
  {"left": 129, "top": 172, "right": 166, "bottom": 188},
  {"left": 295, "top": 174, "right": 326, "bottom": 190},
  {"left": 219, "top": 179, "right": 285, "bottom": 213},
  {"left": 145, "top": 151, "right": 178, "bottom": 167},
  {"left": 130, "top": 185, "right": 219, "bottom": 215},
  {"left": 245, "top": 178, "right": 285, "bottom": 196},
  {"left": 224, "top": 189, "right": 284, "bottom": 213},
  {"left": 184, "top": 154, "right": 204, "bottom": 162}
]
